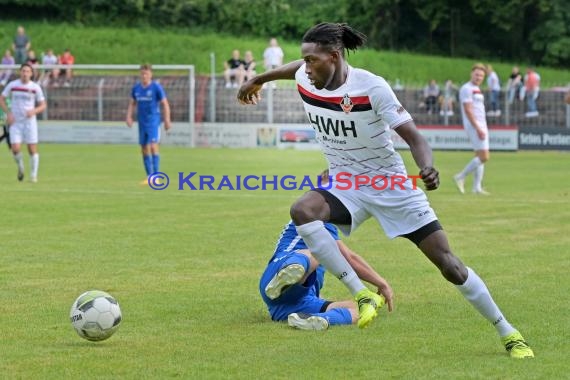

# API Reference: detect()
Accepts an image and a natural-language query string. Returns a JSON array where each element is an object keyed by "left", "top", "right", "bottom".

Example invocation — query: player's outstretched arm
[
  {"left": 337, "top": 241, "right": 394, "bottom": 311},
  {"left": 395, "top": 121, "right": 439, "bottom": 191},
  {"left": 237, "top": 59, "right": 304, "bottom": 105}
]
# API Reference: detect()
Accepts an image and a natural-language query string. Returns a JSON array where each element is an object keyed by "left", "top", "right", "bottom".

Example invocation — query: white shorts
[
  {"left": 326, "top": 178, "right": 438, "bottom": 239},
  {"left": 9, "top": 119, "right": 38, "bottom": 144},
  {"left": 465, "top": 125, "right": 489, "bottom": 151}
]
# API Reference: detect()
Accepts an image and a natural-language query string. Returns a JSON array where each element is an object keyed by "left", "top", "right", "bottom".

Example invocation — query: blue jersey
[
  {"left": 131, "top": 81, "right": 166, "bottom": 129},
  {"left": 270, "top": 221, "right": 339, "bottom": 260}
]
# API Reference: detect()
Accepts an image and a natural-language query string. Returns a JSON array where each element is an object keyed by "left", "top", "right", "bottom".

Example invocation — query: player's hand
[
  {"left": 237, "top": 80, "right": 263, "bottom": 105},
  {"left": 126, "top": 116, "right": 133, "bottom": 128},
  {"left": 25, "top": 109, "right": 35, "bottom": 118},
  {"left": 420, "top": 166, "right": 439, "bottom": 191},
  {"left": 477, "top": 128, "right": 486, "bottom": 140},
  {"left": 377, "top": 283, "right": 394, "bottom": 312},
  {"left": 318, "top": 168, "right": 330, "bottom": 185},
  {"left": 164, "top": 120, "right": 172, "bottom": 131}
]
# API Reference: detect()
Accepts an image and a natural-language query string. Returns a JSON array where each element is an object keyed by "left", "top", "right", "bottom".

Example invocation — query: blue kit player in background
[
  {"left": 126, "top": 64, "right": 171, "bottom": 184},
  {"left": 260, "top": 220, "right": 393, "bottom": 330}
]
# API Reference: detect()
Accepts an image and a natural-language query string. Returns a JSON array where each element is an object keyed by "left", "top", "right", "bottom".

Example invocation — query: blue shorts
[
  {"left": 139, "top": 127, "right": 160, "bottom": 145},
  {"left": 259, "top": 251, "right": 328, "bottom": 321}
]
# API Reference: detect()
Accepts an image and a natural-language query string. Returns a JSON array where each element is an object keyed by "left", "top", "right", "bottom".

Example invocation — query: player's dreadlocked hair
[{"left": 302, "top": 23, "right": 367, "bottom": 56}]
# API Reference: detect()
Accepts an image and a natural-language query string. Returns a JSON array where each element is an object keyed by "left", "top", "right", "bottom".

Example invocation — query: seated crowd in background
[
  {"left": 223, "top": 38, "right": 284, "bottom": 89},
  {"left": 224, "top": 49, "right": 245, "bottom": 88},
  {"left": 37, "top": 48, "right": 75, "bottom": 87},
  {"left": 421, "top": 64, "right": 543, "bottom": 119},
  {"left": 423, "top": 79, "right": 440, "bottom": 114},
  {"left": 0, "top": 50, "right": 15, "bottom": 86},
  {"left": 1, "top": 29, "right": 550, "bottom": 121},
  {"left": 522, "top": 67, "right": 540, "bottom": 117},
  {"left": 224, "top": 49, "right": 257, "bottom": 89},
  {"left": 440, "top": 79, "right": 458, "bottom": 116},
  {"left": 0, "top": 46, "right": 75, "bottom": 88}
]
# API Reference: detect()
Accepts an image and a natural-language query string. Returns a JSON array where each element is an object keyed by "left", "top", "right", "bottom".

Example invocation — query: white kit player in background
[
  {"left": 454, "top": 63, "right": 490, "bottom": 195},
  {"left": 0, "top": 63, "right": 47, "bottom": 182}
]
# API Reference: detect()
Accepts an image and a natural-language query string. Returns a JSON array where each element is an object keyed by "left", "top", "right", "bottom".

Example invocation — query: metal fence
[
  {"left": 1, "top": 63, "right": 568, "bottom": 128},
  {"left": 0, "top": 64, "right": 195, "bottom": 124},
  {"left": 208, "top": 78, "right": 570, "bottom": 128}
]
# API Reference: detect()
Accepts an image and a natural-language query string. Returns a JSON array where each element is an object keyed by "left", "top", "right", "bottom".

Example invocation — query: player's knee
[
  {"left": 290, "top": 201, "right": 311, "bottom": 225},
  {"left": 439, "top": 253, "right": 468, "bottom": 285},
  {"left": 477, "top": 151, "right": 490, "bottom": 163},
  {"left": 290, "top": 198, "right": 323, "bottom": 225},
  {"left": 290, "top": 191, "right": 330, "bottom": 225}
]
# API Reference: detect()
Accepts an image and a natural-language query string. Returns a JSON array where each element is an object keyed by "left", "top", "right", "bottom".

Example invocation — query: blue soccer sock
[
  {"left": 152, "top": 154, "right": 160, "bottom": 173},
  {"left": 313, "top": 308, "right": 353, "bottom": 326},
  {"left": 143, "top": 155, "right": 152, "bottom": 176}
]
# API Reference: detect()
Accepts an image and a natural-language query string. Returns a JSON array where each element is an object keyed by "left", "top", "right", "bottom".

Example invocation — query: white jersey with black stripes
[{"left": 295, "top": 64, "right": 413, "bottom": 180}]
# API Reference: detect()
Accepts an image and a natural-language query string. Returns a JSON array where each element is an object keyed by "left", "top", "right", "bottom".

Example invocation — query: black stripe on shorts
[{"left": 401, "top": 220, "right": 443, "bottom": 246}]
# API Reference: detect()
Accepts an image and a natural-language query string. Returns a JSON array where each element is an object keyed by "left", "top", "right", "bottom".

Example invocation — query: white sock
[
  {"left": 30, "top": 153, "right": 39, "bottom": 178},
  {"left": 473, "top": 164, "right": 484, "bottom": 192},
  {"left": 456, "top": 267, "right": 516, "bottom": 337},
  {"left": 296, "top": 221, "right": 365, "bottom": 295},
  {"left": 458, "top": 157, "right": 481, "bottom": 179},
  {"left": 13, "top": 152, "right": 24, "bottom": 172}
]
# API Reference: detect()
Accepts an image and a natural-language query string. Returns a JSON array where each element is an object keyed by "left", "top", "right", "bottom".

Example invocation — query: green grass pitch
[{"left": 1, "top": 145, "right": 568, "bottom": 379}]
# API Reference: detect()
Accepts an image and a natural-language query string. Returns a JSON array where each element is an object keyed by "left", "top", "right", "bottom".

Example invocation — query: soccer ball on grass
[{"left": 70, "top": 290, "right": 122, "bottom": 341}]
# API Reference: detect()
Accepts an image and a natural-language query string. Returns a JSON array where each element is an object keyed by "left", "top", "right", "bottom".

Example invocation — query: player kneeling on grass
[{"left": 260, "top": 220, "right": 394, "bottom": 330}]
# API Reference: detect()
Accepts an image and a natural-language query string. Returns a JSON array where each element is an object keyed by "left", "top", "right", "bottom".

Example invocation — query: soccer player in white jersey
[
  {"left": 454, "top": 64, "right": 491, "bottom": 195},
  {"left": 238, "top": 22, "right": 533, "bottom": 358},
  {"left": 0, "top": 63, "right": 46, "bottom": 182}
]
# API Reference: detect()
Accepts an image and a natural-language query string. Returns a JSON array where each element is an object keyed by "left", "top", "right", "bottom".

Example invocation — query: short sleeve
[
  {"left": 459, "top": 84, "right": 472, "bottom": 104},
  {"left": 370, "top": 78, "right": 413, "bottom": 129},
  {"left": 155, "top": 83, "right": 166, "bottom": 101},
  {"left": 1, "top": 82, "right": 13, "bottom": 98},
  {"left": 131, "top": 86, "right": 136, "bottom": 100}
]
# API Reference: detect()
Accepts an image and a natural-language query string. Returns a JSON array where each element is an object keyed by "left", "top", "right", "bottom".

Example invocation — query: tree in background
[{"left": 0, "top": 0, "right": 568, "bottom": 67}]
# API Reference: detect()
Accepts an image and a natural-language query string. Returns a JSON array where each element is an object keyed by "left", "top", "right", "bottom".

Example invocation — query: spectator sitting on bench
[
  {"left": 224, "top": 49, "right": 245, "bottom": 89},
  {"left": 59, "top": 48, "right": 75, "bottom": 87},
  {"left": 423, "top": 79, "right": 440, "bottom": 114},
  {"left": 243, "top": 50, "right": 257, "bottom": 82}
]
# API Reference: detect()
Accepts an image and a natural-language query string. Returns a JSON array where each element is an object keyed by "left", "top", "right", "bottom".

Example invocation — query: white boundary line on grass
[
  {"left": 3, "top": 187, "right": 298, "bottom": 199},
  {"left": 3, "top": 188, "right": 569, "bottom": 204}
]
